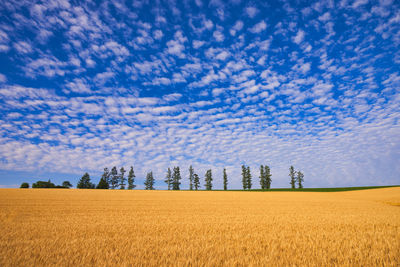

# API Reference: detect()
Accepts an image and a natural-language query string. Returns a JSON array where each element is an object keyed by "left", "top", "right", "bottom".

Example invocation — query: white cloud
[
  {"left": 352, "top": 0, "right": 369, "bottom": 8},
  {"left": 193, "top": 40, "right": 205, "bottom": 49},
  {"left": 0, "top": 73, "right": 6, "bottom": 83},
  {"left": 293, "top": 29, "right": 305, "bottom": 44},
  {"left": 249, "top": 20, "right": 267, "bottom": 33},
  {"left": 153, "top": 30, "right": 163, "bottom": 40},
  {"left": 230, "top": 20, "right": 244, "bottom": 36},
  {"left": 216, "top": 51, "right": 230, "bottom": 60},
  {"left": 14, "top": 41, "right": 33, "bottom": 54},
  {"left": 213, "top": 30, "right": 225, "bottom": 42},
  {"left": 245, "top": 6, "right": 259, "bottom": 18}
]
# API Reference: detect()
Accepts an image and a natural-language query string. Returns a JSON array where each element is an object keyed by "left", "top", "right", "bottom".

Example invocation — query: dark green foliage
[
  {"left": 96, "top": 176, "right": 109, "bottom": 189},
  {"left": 297, "top": 171, "right": 304, "bottom": 189},
  {"left": 289, "top": 166, "right": 296, "bottom": 189},
  {"left": 260, "top": 165, "right": 272, "bottom": 189},
  {"left": 127, "top": 166, "right": 136, "bottom": 189},
  {"left": 259, "top": 165, "right": 265, "bottom": 189},
  {"left": 144, "top": 171, "right": 155, "bottom": 190},
  {"left": 32, "top": 180, "right": 56, "bottom": 188},
  {"left": 242, "top": 165, "right": 247, "bottom": 190},
  {"left": 265, "top": 165, "right": 272, "bottom": 189},
  {"left": 20, "top": 182, "right": 29, "bottom": 188},
  {"left": 119, "top": 167, "right": 126, "bottom": 189},
  {"left": 62, "top": 181, "right": 72, "bottom": 188},
  {"left": 97, "top": 168, "right": 110, "bottom": 189},
  {"left": 223, "top": 168, "right": 228, "bottom": 190},
  {"left": 110, "top": 166, "right": 119, "bottom": 189},
  {"left": 172, "top": 166, "right": 181, "bottom": 190},
  {"left": 103, "top": 168, "right": 110, "bottom": 186},
  {"left": 204, "top": 169, "right": 213, "bottom": 190},
  {"left": 189, "top": 165, "right": 194, "bottom": 190},
  {"left": 193, "top": 173, "right": 200, "bottom": 190},
  {"left": 164, "top": 167, "right": 172, "bottom": 190},
  {"left": 246, "top": 166, "right": 252, "bottom": 190},
  {"left": 77, "top": 173, "right": 95, "bottom": 189}
]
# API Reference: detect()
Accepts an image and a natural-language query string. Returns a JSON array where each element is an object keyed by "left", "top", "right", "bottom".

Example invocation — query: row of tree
[
  {"left": 20, "top": 180, "right": 72, "bottom": 188},
  {"left": 22, "top": 165, "right": 304, "bottom": 190},
  {"left": 289, "top": 166, "right": 304, "bottom": 189}
]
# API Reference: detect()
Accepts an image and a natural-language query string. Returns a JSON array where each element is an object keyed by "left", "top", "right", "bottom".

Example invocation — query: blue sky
[{"left": 0, "top": 0, "right": 399, "bottom": 189}]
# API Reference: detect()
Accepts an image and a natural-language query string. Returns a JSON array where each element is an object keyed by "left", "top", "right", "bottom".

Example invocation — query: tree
[
  {"left": 172, "top": 166, "right": 181, "bottom": 190},
  {"left": 110, "top": 166, "right": 119, "bottom": 189},
  {"left": 164, "top": 168, "right": 172, "bottom": 190},
  {"left": 189, "top": 165, "right": 194, "bottom": 190},
  {"left": 119, "top": 167, "right": 126, "bottom": 189},
  {"left": 260, "top": 165, "right": 272, "bottom": 189},
  {"left": 102, "top": 168, "right": 110, "bottom": 186},
  {"left": 289, "top": 166, "right": 296, "bottom": 189},
  {"left": 127, "top": 166, "right": 136, "bottom": 189},
  {"left": 97, "top": 168, "right": 110, "bottom": 189},
  {"left": 32, "top": 180, "right": 56, "bottom": 188},
  {"left": 144, "top": 171, "right": 155, "bottom": 190},
  {"left": 204, "top": 169, "right": 213, "bottom": 190},
  {"left": 96, "top": 176, "right": 109, "bottom": 189},
  {"left": 297, "top": 171, "right": 304, "bottom": 189},
  {"left": 265, "top": 165, "right": 272, "bottom": 189},
  {"left": 223, "top": 168, "right": 228, "bottom": 190},
  {"left": 246, "top": 166, "right": 252, "bottom": 190},
  {"left": 193, "top": 173, "right": 200, "bottom": 190},
  {"left": 242, "top": 165, "right": 247, "bottom": 190},
  {"left": 77, "top": 173, "right": 95, "bottom": 189},
  {"left": 62, "top": 181, "right": 72, "bottom": 188},
  {"left": 260, "top": 165, "right": 266, "bottom": 189},
  {"left": 20, "top": 182, "right": 29, "bottom": 188}
]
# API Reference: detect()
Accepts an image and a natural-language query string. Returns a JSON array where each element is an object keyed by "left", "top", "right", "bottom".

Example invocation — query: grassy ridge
[{"left": 224, "top": 185, "right": 400, "bottom": 192}]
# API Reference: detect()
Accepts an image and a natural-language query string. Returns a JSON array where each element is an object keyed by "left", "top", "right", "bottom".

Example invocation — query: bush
[{"left": 20, "top": 182, "right": 29, "bottom": 188}]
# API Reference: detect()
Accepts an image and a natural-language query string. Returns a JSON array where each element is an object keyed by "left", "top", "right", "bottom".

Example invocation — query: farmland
[{"left": 0, "top": 188, "right": 399, "bottom": 266}]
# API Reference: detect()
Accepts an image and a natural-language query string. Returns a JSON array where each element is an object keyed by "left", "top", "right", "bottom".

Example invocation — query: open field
[{"left": 0, "top": 188, "right": 399, "bottom": 266}]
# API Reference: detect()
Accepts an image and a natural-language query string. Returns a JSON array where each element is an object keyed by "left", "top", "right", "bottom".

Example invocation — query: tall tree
[
  {"left": 204, "top": 169, "right": 213, "bottom": 190},
  {"left": 104, "top": 168, "right": 111, "bottom": 186},
  {"left": 189, "top": 165, "right": 194, "bottom": 190},
  {"left": 144, "top": 171, "right": 155, "bottom": 190},
  {"left": 96, "top": 175, "right": 109, "bottom": 189},
  {"left": 193, "top": 173, "right": 200, "bottom": 190},
  {"left": 297, "top": 171, "right": 304, "bottom": 189},
  {"left": 77, "top": 173, "right": 95, "bottom": 189},
  {"left": 265, "top": 165, "right": 272, "bottom": 189},
  {"left": 223, "top": 168, "right": 228, "bottom": 190},
  {"left": 98, "top": 168, "right": 110, "bottom": 189},
  {"left": 246, "top": 166, "right": 252, "bottom": 190},
  {"left": 164, "top": 167, "right": 172, "bottom": 190},
  {"left": 110, "top": 166, "right": 119, "bottom": 189},
  {"left": 242, "top": 165, "right": 247, "bottom": 190},
  {"left": 119, "top": 167, "right": 126, "bottom": 189},
  {"left": 289, "top": 166, "right": 296, "bottom": 189},
  {"left": 127, "top": 166, "right": 136, "bottom": 189},
  {"left": 172, "top": 166, "right": 181, "bottom": 190},
  {"left": 260, "top": 165, "right": 266, "bottom": 189}
]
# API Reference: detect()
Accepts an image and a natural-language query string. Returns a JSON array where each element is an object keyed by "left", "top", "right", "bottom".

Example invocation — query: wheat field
[{"left": 0, "top": 188, "right": 399, "bottom": 266}]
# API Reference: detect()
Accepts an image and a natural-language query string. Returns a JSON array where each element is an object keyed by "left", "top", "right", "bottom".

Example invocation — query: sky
[{"left": 0, "top": 0, "right": 399, "bottom": 189}]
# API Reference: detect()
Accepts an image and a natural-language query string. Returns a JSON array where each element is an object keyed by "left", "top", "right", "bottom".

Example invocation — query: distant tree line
[
  {"left": 21, "top": 165, "right": 305, "bottom": 190},
  {"left": 20, "top": 180, "right": 72, "bottom": 188}
]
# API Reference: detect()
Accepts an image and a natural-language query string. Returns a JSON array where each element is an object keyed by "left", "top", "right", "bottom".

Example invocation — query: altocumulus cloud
[{"left": 0, "top": 0, "right": 399, "bottom": 188}]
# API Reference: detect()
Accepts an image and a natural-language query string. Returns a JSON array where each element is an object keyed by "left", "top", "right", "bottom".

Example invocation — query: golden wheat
[{"left": 0, "top": 188, "right": 399, "bottom": 266}]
